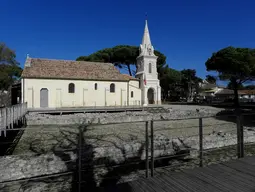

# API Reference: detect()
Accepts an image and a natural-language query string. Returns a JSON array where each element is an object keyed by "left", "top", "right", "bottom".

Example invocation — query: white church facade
[{"left": 21, "top": 20, "right": 161, "bottom": 109}]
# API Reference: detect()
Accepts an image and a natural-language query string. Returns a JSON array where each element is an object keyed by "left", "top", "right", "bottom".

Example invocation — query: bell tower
[{"left": 136, "top": 20, "right": 161, "bottom": 106}]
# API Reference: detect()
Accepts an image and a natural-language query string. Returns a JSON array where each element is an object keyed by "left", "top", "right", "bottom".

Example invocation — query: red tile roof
[
  {"left": 238, "top": 90, "right": 255, "bottom": 95},
  {"left": 121, "top": 74, "right": 139, "bottom": 81},
  {"left": 22, "top": 58, "right": 138, "bottom": 81}
]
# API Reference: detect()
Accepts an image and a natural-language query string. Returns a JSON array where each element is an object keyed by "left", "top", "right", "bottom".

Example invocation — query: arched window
[
  {"left": 68, "top": 83, "right": 75, "bottom": 93},
  {"left": 149, "top": 63, "right": 152, "bottom": 73},
  {"left": 95, "top": 83, "right": 98, "bottom": 90},
  {"left": 131, "top": 91, "right": 134, "bottom": 98},
  {"left": 110, "top": 83, "right": 115, "bottom": 93}
]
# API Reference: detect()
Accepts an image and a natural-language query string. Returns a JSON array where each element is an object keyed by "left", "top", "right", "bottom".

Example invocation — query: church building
[{"left": 21, "top": 20, "right": 161, "bottom": 108}]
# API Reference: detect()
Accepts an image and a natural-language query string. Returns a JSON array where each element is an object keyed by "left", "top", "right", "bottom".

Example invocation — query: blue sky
[{"left": 2, "top": 0, "right": 255, "bottom": 81}]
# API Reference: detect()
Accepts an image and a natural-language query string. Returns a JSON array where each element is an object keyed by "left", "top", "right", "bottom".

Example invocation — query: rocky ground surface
[
  {"left": 1, "top": 105, "right": 255, "bottom": 191},
  {"left": 26, "top": 105, "right": 222, "bottom": 125}
]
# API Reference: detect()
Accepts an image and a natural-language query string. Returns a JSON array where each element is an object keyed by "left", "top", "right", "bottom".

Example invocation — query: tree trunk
[
  {"left": 187, "top": 83, "right": 192, "bottom": 102},
  {"left": 127, "top": 64, "right": 132, "bottom": 76},
  {"left": 232, "top": 80, "right": 240, "bottom": 114}
]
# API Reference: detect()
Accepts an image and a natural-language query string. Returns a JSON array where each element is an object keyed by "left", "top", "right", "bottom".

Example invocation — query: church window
[
  {"left": 95, "top": 83, "right": 98, "bottom": 90},
  {"left": 131, "top": 91, "right": 134, "bottom": 98},
  {"left": 149, "top": 63, "right": 152, "bottom": 73},
  {"left": 68, "top": 83, "right": 75, "bottom": 93},
  {"left": 110, "top": 83, "right": 115, "bottom": 93}
]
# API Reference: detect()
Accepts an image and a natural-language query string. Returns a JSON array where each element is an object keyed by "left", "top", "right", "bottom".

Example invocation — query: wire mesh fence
[{"left": 0, "top": 110, "right": 255, "bottom": 191}]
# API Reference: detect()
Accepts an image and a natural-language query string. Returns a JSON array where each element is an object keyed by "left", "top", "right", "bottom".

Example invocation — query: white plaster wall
[
  {"left": 241, "top": 95, "right": 255, "bottom": 99},
  {"left": 136, "top": 55, "right": 161, "bottom": 105},
  {"left": 129, "top": 80, "right": 142, "bottom": 105},
  {"left": 23, "top": 78, "right": 142, "bottom": 108}
]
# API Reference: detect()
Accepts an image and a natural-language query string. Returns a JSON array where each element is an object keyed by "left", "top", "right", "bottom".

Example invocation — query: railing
[
  {"left": 148, "top": 113, "right": 248, "bottom": 176},
  {"left": 0, "top": 102, "right": 27, "bottom": 137},
  {"left": 0, "top": 111, "right": 254, "bottom": 191}
]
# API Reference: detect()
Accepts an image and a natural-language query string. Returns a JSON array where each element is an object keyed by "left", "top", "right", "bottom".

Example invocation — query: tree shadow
[
  {"left": 25, "top": 120, "right": 144, "bottom": 191},
  {"left": 6, "top": 118, "right": 151, "bottom": 192},
  {"left": 215, "top": 109, "right": 255, "bottom": 127},
  {"left": 14, "top": 120, "right": 97, "bottom": 192},
  {"left": 48, "top": 121, "right": 97, "bottom": 191},
  {"left": 71, "top": 123, "right": 97, "bottom": 191},
  {"left": 91, "top": 134, "right": 145, "bottom": 192}
]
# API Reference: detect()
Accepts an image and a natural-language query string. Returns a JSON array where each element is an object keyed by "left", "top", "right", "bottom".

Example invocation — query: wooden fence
[{"left": 0, "top": 102, "right": 27, "bottom": 137}]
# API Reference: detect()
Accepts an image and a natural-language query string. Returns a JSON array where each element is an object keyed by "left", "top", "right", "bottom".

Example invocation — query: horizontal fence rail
[{"left": 0, "top": 110, "right": 254, "bottom": 192}]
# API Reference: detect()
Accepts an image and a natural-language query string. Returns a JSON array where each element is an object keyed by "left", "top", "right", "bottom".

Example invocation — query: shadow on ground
[
  {"left": 8, "top": 119, "right": 146, "bottom": 191},
  {"left": 0, "top": 117, "right": 26, "bottom": 156},
  {"left": 215, "top": 109, "right": 255, "bottom": 127}
]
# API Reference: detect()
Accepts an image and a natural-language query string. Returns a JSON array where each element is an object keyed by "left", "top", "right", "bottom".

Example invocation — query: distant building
[
  {"left": 239, "top": 90, "right": 255, "bottom": 100},
  {"left": 21, "top": 20, "right": 161, "bottom": 109},
  {"left": 199, "top": 79, "right": 225, "bottom": 97},
  {"left": 215, "top": 89, "right": 255, "bottom": 102}
]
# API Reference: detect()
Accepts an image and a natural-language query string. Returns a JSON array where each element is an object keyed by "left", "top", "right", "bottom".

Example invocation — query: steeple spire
[
  {"left": 138, "top": 19, "right": 156, "bottom": 57},
  {"left": 142, "top": 20, "right": 152, "bottom": 46}
]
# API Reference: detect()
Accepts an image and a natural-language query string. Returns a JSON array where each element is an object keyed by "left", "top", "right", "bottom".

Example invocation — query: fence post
[
  {"left": 240, "top": 115, "right": 244, "bottom": 158},
  {"left": 145, "top": 121, "right": 149, "bottom": 178},
  {"left": 78, "top": 127, "right": 82, "bottom": 192},
  {"left": 150, "top": 120, "right": 154, "bottom": 177},
  {"left": 0, "top": 109, "right": 3, "bottom": 137},
  {"left": 237, "top": 115, "right": 241, "bottom": 158},
  {"left": 236, "top": 115, "right": 244, "bottom": 158},
  {"left": 11, "top": 106, "right": 14, "bottom": 129},
  {"left": 5, "top": 107, "right": 8, "bottom": 129},
  {"left": 199, "top": 118, "right": 203, "bottom": 167},
  {"left": 2, "top": 108, "right": 6, "bottom": 137}
]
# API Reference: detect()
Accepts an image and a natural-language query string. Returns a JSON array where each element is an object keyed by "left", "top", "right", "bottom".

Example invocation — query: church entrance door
[
  {"left": 40, "top": 88, "right": 49, "bottom": 108},
  {"left": 147, "top": 88, "right": 155, "bottom": 104}
]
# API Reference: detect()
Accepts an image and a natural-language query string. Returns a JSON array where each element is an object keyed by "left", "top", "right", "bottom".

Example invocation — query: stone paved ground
[
  {"left": 2, "top": 105, "right": 255, "bottom": 191},
  {"left": 13, "top": 104, "right": 245, "bottom": 157},
  {"left": 14, "top": 116, "right": 237, "bottom": 155}
]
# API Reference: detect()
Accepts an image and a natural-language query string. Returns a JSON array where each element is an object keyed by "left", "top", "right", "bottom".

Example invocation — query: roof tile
[{"left": 21, "top": 58, "right": 137, "bottom": 81}]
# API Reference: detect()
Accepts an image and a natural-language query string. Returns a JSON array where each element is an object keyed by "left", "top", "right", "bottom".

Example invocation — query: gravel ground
[
  {"left": 14, "top": 104, "right": 234, "bottom": 155},
  {"left": 2, "top": 104, "right": 255, "bottom": 191},
  {"left": 26, "top": 105, "right": 223, "bottom": 125}
]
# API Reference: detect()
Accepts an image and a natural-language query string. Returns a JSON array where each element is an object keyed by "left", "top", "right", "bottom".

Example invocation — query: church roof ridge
[
  {"left": 28, "top": 57, "right": 114, "bottom": 65},
  {"left": 21, "top": 57, "right": 135, "bottom": 81}
]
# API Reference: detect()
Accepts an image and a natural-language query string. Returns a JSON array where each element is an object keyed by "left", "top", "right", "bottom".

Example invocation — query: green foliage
[
  {"left": 180, "top": 69, "right": 202, "bottom": 100},
  {"left": 227, "top": 82, "right": 244, "bottom": 90},
  {"left": 77, "top": 45, "right": 202, "bottom": 101},
  {"left": 160, "top": 66, "right": 182, "bottom": 98},
  {"left": 205, "top": 75, "right": 217, "bottom": 84},
  {"left": 244, "top": 85, "right": 255, "bottom": 90},
  {"left": 205, "top": 46, "right": 255, "bottom": 82},
  {"left": 160, "top": 67, "right": 202, "bottom": 101},
  {"left": 76, "top": 45, "right": 166, "bottom": 76},
  {"left": 205, "top": 46, "right": 255, "bottom": 107},
  {"left": 227, "top": 83, "right": 255, "bottom": 90},
  {"left": 0, "top": 43, "right": 22, "bottom": 91}
]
